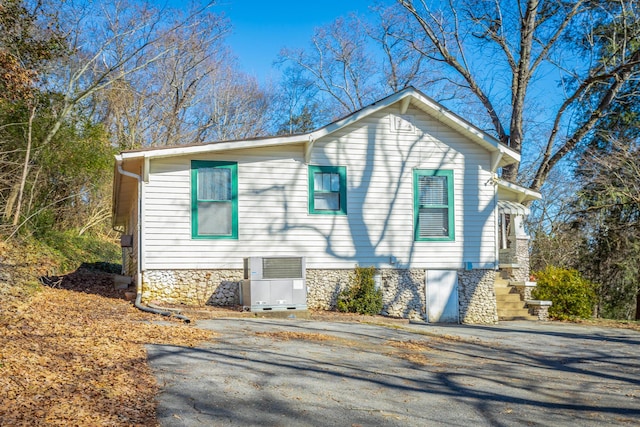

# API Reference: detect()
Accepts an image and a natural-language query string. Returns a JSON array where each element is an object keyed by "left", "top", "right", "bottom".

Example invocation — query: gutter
[{"left": 115, "top": 157, "right": 190, "bottom": 323}]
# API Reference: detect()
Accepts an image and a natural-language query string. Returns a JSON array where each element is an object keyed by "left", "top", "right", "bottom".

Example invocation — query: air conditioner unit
[{"left": 241, "top": 256, "right": 307, "bottom": 312}]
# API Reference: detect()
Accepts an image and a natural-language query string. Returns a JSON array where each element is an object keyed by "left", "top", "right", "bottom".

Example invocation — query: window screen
[{"left": 414, "top": 170, "right": 454, "bottom": 241}]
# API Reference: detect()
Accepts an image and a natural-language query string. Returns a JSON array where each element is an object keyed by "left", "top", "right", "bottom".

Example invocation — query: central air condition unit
[{"left": 241, "top": 256, "right": 307, "bottom": 312}]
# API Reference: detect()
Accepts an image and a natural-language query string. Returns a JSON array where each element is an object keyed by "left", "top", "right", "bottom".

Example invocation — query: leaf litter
[{"left": 0, "top": 282, "right": 215, "bottom": 426}]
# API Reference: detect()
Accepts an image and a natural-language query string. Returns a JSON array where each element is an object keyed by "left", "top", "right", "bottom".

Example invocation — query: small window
[
  {"left": 414, "top": 169, "right": 454, "bottom": 241},
  {"left": 191, "top": 160, "right": 238, "bottom": 239},
  {"left": 308, "top": 165, "right": 347, "bottom": 215}
]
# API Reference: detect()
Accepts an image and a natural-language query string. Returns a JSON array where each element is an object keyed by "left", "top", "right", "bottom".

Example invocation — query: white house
[{"left": 111, "top": 87, "right": 540, "bottom": 323}]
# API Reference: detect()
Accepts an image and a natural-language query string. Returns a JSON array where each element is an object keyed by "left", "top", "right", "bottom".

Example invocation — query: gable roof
[
  {"left": 117, "top": 86, "right": 520, "bottom": 166},
  {"left": 113, "top": 87, "right": 525, "bottom": 227}
]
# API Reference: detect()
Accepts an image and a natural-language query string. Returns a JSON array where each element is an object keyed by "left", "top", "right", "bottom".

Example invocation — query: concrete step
[
  {"left": 494, "top": 278, "right": 510, "bottom": 286},
  {"left": 494, "top": 287, "right": 520, "bottom": 296},
  {"left": 496, "top": 293, "right": 523, "bottom": 303},
  {"left": 497, "top": 308, "right": 535, "bottom": 318},
  {"left": 499, "top": 314, "right": 539, "bottom": 321},
  {"left": 497, "top": 301, "right": 527, "bottom": 310}
]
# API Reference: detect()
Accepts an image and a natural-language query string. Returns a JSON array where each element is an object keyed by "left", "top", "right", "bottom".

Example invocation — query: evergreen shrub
[
  {"left": 532, "top": 266, "right": 596, "bottom": 320},
  {"left": 337, "top": 266, "right": 383, "bottom": 315}
]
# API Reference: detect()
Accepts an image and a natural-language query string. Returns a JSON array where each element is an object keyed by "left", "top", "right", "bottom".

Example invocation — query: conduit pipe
[
  {"left": 134, "top": 293, "right": 190, "bottom": 323},
  {"left": 116, "top": 157, "right": 190, "bottom": 323}
]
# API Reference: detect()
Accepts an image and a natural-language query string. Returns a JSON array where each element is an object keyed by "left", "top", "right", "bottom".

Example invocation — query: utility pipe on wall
[{"left": 116, "top": 157, "right": 190, "bottom": 323}]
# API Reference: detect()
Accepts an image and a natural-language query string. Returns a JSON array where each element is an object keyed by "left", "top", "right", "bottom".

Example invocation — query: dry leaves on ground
[
  {"left": 254, "top": 331, "right": 337, "bottom": 341},
  {"left": 0, "top": 283, "right": 214, "bottom": 426}
]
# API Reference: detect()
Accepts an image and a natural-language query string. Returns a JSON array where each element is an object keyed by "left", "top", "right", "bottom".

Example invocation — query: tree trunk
[
  {"left": 501, "top": 163, "right": 518, "bottom": 182},
  {"left": 12, "top": 105, "right": 36, "bottom": 226}
]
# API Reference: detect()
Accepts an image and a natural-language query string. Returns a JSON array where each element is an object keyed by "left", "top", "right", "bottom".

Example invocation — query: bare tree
[
  {"left": 2, "top": 0, "right": 223, "bottom": 232},
  {"left": 101, "top": 6, "right": 233, "bottom": 149},
  {"left": 363, "top": 4, "right": 434, "bottom": 93},
  {"left": 276, "top": 6, "right": 475, "bottom": 130},
  {"left": 397, "top": 0, "right": 640, "bottom": 189},
  {"left": 278, "top": 15, "right": 380, "bottom": 116},
  {"left": 197, "top": 62, "right": 272, "bottom": 142},
  {"left": 271, "top": 66, "right": 324, "bottom": 135},
  {"left": 101, "top": 5, "right": 273, "bottom": 148}
]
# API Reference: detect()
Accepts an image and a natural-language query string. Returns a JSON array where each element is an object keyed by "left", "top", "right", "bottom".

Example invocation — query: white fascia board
[
  {"left": 119, "top": 134, "right": 307, "bottom": 160},
  {"left": 116, "top": 87, "right": 521, "bottom": 167},
  {"left": 308, "top": 90, "right": 411, "bottom": 140},
  {"left": 496, "top": 178, "right": 542, "bottom": 202}
]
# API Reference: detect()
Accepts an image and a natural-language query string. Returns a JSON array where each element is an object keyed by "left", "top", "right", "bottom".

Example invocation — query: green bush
[
  {"left": 337, "top": 266, "right": 383, "bottom": 315},
  {"left": 532, "top": 266, "right": 596, "bottom": 320}
]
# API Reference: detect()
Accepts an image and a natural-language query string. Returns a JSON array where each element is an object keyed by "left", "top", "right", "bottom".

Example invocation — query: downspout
[{"left": 116, "top": 157, "right": 190, "bottom": 323}]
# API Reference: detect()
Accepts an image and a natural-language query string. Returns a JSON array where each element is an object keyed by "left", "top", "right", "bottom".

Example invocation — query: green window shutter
[
  {"left": 308, "top": 165, "right": 347, "bottom": 215},
  {"left": 191, "top": 160, "right": 238, "bottom": 239},
  {"left": 414, "top": 169, "right": 454, "bottom": 241}
]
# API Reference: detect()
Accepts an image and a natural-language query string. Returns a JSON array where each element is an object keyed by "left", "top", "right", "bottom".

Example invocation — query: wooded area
[{"left": 1, "top": 0, "right": 639, "bottom": 319}]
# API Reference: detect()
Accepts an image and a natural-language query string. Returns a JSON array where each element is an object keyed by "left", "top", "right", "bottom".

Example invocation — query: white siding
[{"left": 141, "top": 105, "right": 496, "bottom": 270}]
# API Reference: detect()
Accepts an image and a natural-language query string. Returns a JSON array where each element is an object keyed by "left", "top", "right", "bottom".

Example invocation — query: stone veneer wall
[
  {"left": 306, "top": 269, "right": 426, "bottom": 321},
  {"left": 527, "top": 304, "right": 550, "bottom": 321},
  {"left": 457, "top": 269, "right": 498, "bottom": 324},
  {"left": 142, "top": 269, "right": 243, "bottom": 305},
  {"left": 513, "top": 283, "right": 535, "bottom": 301},
  {"left": 380, "top": 269, "right": 426, "bottom": 320},
  {"left": 305, "top": 269, "right": 350, "bottom": 310},
  {"left": 506, "top": 236, "right": 531, "bottom": 283},
  {"left": 141, "top": 267, "right": 498, "bottom": 325}
]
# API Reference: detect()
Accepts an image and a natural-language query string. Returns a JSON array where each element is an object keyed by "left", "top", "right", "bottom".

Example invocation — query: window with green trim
[
  {"left": 191, "top": 161, "right": 238, "bottom": 239},
  {"left": 414, "top": 169, "right": 454, "bottom": 241},
  {"left": 308, "top": 165, "right": 347, "bottom": 215}
]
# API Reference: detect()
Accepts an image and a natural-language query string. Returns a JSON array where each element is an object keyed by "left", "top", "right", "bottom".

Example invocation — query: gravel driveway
[{"left": 147, "top": 318, "right": 640, "bottom": 426}]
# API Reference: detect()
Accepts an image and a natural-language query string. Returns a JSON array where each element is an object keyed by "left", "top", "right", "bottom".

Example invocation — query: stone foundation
[
  {"left": 306, "top": 269, "right": 426, "bottom": 321},
  {"left": 142, "top": 269, "right": 243, "bottom": 305},
  {"left": 141, "top": 267, "right": 499, "bottom": 324},
  {"left": 458, "top": 269, "right": 498, "bottom": 324},
  {"left": 380, "top": 269, "right": 425, "bottom": 320},
  {"left": 306, "top": 270, "right": 351, "bottom": 310}
]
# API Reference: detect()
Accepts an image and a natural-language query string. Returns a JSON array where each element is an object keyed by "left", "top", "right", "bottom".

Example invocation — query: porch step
[
  {"left": 499, "top": 314, "right": 539, "bottom": 321},
  {"left": 494, "top": 286, "right": 519, "bottom": 296},
  {"left": 494, "top": 277, "right": 511, "bottom": 287},
  {"left": 499, "top": 263, "right": 520, "bottom": 270},
  {"left": 497, "top": 300, "right": 528, "bottom": 310},
  {"left": 494, "top": 280, "right": 536, "bottom": 321}
]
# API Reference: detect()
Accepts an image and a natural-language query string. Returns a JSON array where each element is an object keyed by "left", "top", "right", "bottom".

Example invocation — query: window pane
[
  {"left": 314, "top": 172, "right": 324, "bottom": 191},
  {"left": 198, "top": 168, "right": 231, "bottom": 200},
  {"left": 315, "top": 193, "right": 339, "bottom": 210},
  {"left": 330, "top": 173, "right": 340, "bottom": 192},
  {"left": 419, "top": 176, "right": 447, "bottom": 205},
  {"left": 419, "top": 208, "right": 448, "bottom": 237},
  {"left": 322, "top": 173, "right": 331, "bottom": 192},
  {"left": 198, "top": 201, "right": 231, "bottom": 235}
]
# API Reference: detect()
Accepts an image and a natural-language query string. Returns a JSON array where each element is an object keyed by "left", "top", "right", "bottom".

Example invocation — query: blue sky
[{"left": 214, "top": 0, "right": 383, "bottom": 82}]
